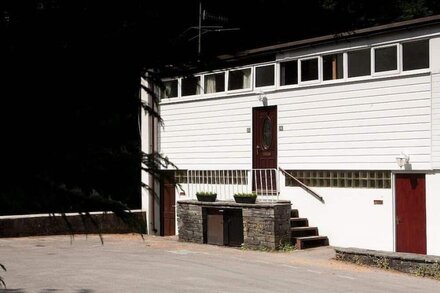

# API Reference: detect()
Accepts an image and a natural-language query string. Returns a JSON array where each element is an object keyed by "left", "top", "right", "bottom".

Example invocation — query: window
[
  {"left": 177, "top": 170, "right": 249, "bottom": 185},
  {"left": 374, "top": 46, "right": 397, "bottom": 73},
  {"left": 323, "top": 54, "right": 343, "bottom": 81},
  {"left": 285, "top": 170, "right": 391, "bottom": 189},
  {"left": 255, "top": 65, "right": 275, "bottom": 87},
  {"left": 204, "top": 72, "right": 225, "bottom": 94},
  {"left": 262, "top": 117, "right": 272, "bottom": 149},
  {"left": 301, "top": 58, "right": 319, "bottom": 82},
  {"left": 163, "top": 80, "right": 178, "bottom": 98},
  {"left": 228, "top": 68, "right": 251, "bottom": 90},
  {"left": 348, "top": 49, "right": 371, "bottom": 78},
  {"left": 280, "top": 60, "right": 298, "bottom": 86},
  {"left": 403, "top": 40, "right": 429, "bottom": 71},
  {"left": 181, "top": 76, "right": 201, "bottom": 96}
]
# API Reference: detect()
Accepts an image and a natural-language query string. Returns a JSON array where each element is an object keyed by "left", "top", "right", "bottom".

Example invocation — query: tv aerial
[{"left": 179, "top": 1, "right": 240, "bottom": 60}]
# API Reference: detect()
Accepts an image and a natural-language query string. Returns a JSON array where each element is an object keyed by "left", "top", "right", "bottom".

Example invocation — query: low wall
[
  {"left": 177, "top": 200, "right": 291, "bottom": 250},
  {"left": 0, "top": 211, "right": 146, "bottom": 237},
  {"left": 335, "top": 247, "right": 440, "bottom": 280}
]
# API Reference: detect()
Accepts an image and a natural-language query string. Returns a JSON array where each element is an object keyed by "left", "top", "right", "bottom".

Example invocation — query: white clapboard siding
[
  {"left": 279, "top": 139, "right": 431, "bottom": 150},
  {"left": 279, "top": 116, "right": 430, "bottom": 130},
  {"left": 160, "top": 74, "right": 433, "bottom": 170},
  {"left": 432, "top": 74, "right": 440, "bottom": 169},
  {"left": 160, "top": 132, "right": 249, "bottom": 143}
]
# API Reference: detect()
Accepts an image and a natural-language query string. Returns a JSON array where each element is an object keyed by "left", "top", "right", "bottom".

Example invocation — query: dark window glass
[
  {"left": 163, "top": 80, "right": 178, "bottom": 98},
  {"left": 204, "top": 73, "right": 225, "bottom": 93},
  {"left": 262, "top": 117, "right": 272, "bottom": 149},
  {"left": 348, "top": 49, "right": 371, "bottom": 77},
  {"left": 182, "top": 76, "right": 200, "bottom": 96},
  {"left": 375, "top": 46, "right": 397, "bottom": 72},
  {"left": 228, "top": 68, "right": 251, "bottom": 90},
  {"left": 301, "top": 58, "right": 319, "bottom": 81},
  {"left": 280, "top": 60, "right": 298, "bottom": 86},
  {"left": 323, "top": 54, "right": 343, "bottom": 81},
  {"left": 403, "top": 40, "right": 429, "bottom": 71},
  {"left": 256, "top": 65, "right": 275, "bottom": 87}
]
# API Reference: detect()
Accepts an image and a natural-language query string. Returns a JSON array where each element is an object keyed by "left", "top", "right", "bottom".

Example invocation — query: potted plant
[
  {"left": 233, "top": 192, "right": 257, "bottom": 204},
  {"left": 196, "top": 191, "right": 217, "bottom": 202}
]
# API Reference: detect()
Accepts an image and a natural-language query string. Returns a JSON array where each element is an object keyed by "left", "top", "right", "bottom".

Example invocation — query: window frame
[
  {"left": 226, "top": 67, "right": 254, "bottom": 93},
  {"left": 299, "top": 56, "right": 321, "bottom": 85},
  {"left": 401, "top": 38, "right": 431, "bottom": 73},
  {"left": 278, "top": 59, "right": 299, "bottom": 89},
  {"left": 254, "top": 63, "right": 276, "bottom": 89},
  {"left": 161, "top": 78, "right": 179, "bottom": 99},
  {"left": 321, "top": 52, "right": 346, "bottom": 84},
  {"left": 372, "top": 44, "right": 400, "bottom": 76},
  {"left": 346, "top": 47, "right": 373, "bottom": 81},
  {"left": 203, "top": 71, "right": 226, "bottom": 95},
  {"left": 181, "top": 74, "right": 202, "bottom": 98}
]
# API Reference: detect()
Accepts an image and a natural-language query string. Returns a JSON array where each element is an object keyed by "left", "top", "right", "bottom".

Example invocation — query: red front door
[
  {"left": 253, "top": 106, "right": 277, "bottom": 169},
  {"left": 395, "top": 174, "right": 426, "bottom": 254},
  {"left": 252, "top": 106, "right": 277, "bottom": 193}
]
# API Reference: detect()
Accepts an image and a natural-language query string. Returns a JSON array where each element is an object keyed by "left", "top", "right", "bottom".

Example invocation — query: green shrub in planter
[
  {"left": 233, "top": 192, "right": 257, "bottom": 204},
  {"left": 196, "top": 191, "right": 217, "bottom": 202}
]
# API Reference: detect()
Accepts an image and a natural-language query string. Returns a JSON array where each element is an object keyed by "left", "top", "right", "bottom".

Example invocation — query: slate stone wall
[
  {"left": 335, "top": 247, "right": 440, "bottom": 280},
  {"left": 177, "top": 200, "right": 291, "bottom": 250},
  {"left": 0, "top": 211, "right": 147, "bottom": 237},
  {"left": 176, "top": 203, "right": 204, "bottom": 243}
]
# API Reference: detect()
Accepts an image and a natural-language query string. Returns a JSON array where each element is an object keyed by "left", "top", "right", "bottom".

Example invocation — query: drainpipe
[{"left": 150, "top": 88, "right": 157, "bottom": 234}]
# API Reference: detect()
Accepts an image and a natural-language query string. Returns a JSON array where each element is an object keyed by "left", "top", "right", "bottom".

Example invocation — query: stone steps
[
  {"left": 290, "top": 217, "right": 309, "bottom": 228},
  {"left": 290, "top": 209, "right": 329, "bottom": 250}
]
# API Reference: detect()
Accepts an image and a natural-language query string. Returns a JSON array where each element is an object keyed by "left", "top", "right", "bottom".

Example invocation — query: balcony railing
[{"left": 184, "top": 169, "right": 279, "bottom": 202}]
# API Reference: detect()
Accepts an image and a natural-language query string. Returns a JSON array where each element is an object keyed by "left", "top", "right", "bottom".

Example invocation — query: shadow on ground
[{"left": 0, "top": 289, "right": 94, "bottom": 292}]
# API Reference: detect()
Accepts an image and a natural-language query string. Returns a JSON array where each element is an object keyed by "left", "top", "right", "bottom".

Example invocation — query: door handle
[
  {"left": 396, "top": 216, "right": 400, "bottom": 225},
  {"left": 256, "top": 145, "right": 260, "bottom": 155}
]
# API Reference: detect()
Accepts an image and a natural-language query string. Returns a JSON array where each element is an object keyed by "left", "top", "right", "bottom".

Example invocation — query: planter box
[
  {"left": 196, "top": 194, "right": 217, "bottom": 202},
  {"left": 234, "top": 196, "right": 257, "bottom": 204}
]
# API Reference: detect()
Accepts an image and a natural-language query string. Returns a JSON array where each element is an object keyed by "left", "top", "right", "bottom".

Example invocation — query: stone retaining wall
[
  {"left": 335, "top": 247, "right": 440, "bottom": 280},
  {"left": 0, "top": 211, "right": 146, "bottom": 237},
  {"left": 177, "top": 200, "right": 291, "bottom": 250}
]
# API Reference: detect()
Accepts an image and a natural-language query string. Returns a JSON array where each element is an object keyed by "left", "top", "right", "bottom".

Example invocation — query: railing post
[
  {"left": 277, "top": 168, "right": 280, "bottom": 201},
  {"left": 187, "top": 170, "right": 190, "bottom": 199}
]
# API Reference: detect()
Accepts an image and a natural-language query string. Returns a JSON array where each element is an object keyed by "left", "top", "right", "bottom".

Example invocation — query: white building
[{"left": 141, "top": 15, "right": 440, "bottom": 255}]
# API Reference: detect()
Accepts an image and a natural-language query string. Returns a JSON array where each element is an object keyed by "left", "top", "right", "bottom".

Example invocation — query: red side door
[
  {"left": 395, "top": 174, "right": 426, "bottom": 254},
  {"left": 161, "top": 171, "right": 176, "bottom": 236}
]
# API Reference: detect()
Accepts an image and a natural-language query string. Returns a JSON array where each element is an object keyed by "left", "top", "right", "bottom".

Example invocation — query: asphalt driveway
[{"left": 0, "top": 234, "right": 439, "bottom": 292}]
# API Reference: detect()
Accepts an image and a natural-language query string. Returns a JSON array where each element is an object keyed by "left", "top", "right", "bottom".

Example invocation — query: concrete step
[
  {"left": 294, "top": 236, "right": 329, "bottom": 250},
  {"left": 291, "top": 226, "right": 318, "bottom": 238},
  {"left": 290, "top": 209, "right": 299, "bottom": 218},
  {"left": 290, "top": 217, "right": 309, "bottom": 228}
]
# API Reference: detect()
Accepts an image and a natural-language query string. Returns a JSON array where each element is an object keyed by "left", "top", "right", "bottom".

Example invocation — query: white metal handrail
[
  {"left": 279, "top": 167, "right": 325, "bottom": 203},
  {"left": 186, "top": 169, "right": 279, "bottom": 202}
]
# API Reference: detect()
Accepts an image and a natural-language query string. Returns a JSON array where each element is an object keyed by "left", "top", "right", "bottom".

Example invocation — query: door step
[
  {"left": 291, "top": 226, "right": 318, "bottom": 238},
  {"left": 290, "top": 218, "right": 308, "bottom": 227},
  {"left": 290, "top": 209, "right": 329, "bottom": 250},
  {"left": 294, "top": 236, "right": 329, "bottom": 250}
]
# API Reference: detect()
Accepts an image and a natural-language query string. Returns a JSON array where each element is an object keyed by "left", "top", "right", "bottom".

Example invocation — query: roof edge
[{"left": 217, "top": 14, "right": 440, "bottom": 61}]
